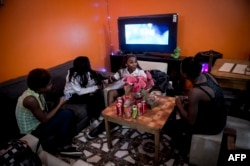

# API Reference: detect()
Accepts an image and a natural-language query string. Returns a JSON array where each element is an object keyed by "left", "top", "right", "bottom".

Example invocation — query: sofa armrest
[
  {"left": 20, "top": 134, "right": 70, "bottom": 166},
  {"left": 20, "top": 134, "right": 43, "bottom": 153},
  {"left": 103, "top": 80, "right": 125, "bottom": 107}
]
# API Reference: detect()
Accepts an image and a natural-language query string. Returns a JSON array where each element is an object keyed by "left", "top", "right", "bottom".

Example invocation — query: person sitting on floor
[
  {"left": 15, "top": 68, "right": 81, "bottom": 156},
  {"left": 163, "top": 56, "right": 227, "bottom": 161},
  {"left": 64, "top": 56, "right": 106, "bottom": 128}
]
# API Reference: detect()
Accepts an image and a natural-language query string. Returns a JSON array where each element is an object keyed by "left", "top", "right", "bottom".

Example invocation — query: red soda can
[
  {"left": 123, "top": 95, "right": 131, "bottom": 107},
  {"left": 124, "top": 106, "right": 131, "bottom": 118},
  {"left": 116, "top": 102, "right": 123, "bottom": 116},
  {"left": 141, "top": 100, "right": 147, "bottom": 114},
  {"left": 117, "top": 96, "right": 123, "bottom": 104},
  {"left": 137, "top": 103, "right": 143, "bottom": 116}
]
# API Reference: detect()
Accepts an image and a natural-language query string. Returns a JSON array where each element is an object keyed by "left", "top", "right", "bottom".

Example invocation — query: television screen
[
  {"left": 125, "top": 23, "right": 169, "bottom": 45},
  {"left": 118, "top": 13, "right": 178, "bottom": 54}
]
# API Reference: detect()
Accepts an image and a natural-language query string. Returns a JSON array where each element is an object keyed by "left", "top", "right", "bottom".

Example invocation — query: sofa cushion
[
  {"left": 63, "top": 103, "right": 90, "bottom": 134},
  {"left": 46, "top": 60, "right": 73, "bottom": 101},
  {"left": 0, "top": 76, "right": 27, "bottom": 145}
]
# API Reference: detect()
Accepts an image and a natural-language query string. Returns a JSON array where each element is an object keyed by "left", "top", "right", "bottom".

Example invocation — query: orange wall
[
  {"left": 108, "top": 0, "right": 250, "bottom": 58},
  {"left": 0, "top": 0, "right": 110, "bottom": 83},
  {"left": 0, "top": 0, "right": 249, "bottom": 83}
]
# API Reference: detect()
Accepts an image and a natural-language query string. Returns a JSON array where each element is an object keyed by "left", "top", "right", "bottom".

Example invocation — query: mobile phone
[{"left": 64, "top": 93, "right": 72, "bottom": 100}]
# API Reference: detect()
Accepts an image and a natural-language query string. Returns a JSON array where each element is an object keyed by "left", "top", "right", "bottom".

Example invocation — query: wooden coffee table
[{"left": 102, "top": 96, "right": 176, "bottom": 165}]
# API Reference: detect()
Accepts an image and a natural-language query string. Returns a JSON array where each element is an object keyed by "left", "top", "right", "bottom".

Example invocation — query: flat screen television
[{"left": 118, "top": 13, "right": 178, "bottom": 54}]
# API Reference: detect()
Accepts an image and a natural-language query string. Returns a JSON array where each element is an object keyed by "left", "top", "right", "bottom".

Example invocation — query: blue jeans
[{"left": 31, "top": 109, "right": 75, "bottom": 152}]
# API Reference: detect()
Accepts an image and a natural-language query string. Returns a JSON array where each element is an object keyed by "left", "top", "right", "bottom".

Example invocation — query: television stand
[{"left": 143, "top": 52, "right": 172, "bottom": 58}]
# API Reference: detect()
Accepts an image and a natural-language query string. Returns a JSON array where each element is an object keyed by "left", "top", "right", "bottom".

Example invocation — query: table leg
[
  {"left": 154, "top": 132, "right": 160, "bottom": 166},
  {"left": 104, "top": 118, "right": 112, "bottom": 149}
]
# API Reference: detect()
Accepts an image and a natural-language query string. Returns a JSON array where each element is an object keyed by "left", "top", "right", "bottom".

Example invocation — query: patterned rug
[{"left": 58, "top": 125, "right": 189, "bottom": 166}]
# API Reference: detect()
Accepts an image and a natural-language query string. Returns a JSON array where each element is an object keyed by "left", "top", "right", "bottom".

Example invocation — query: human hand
[
  {"left": 108, "top": 75, "right": 116, "bottom": 83},
  {"left": 102, "top": 79, "right": 109, "bottom": 88},
  {"left": 182, "top": 96, "right": 188, "bottom": 105},
  {"left": 58, "top": 97, "right": 67, "bottom": 106},
  {"left": 175, "top": 97, "right": 183, "bottom": 108},
  {"left": 63, "top": 93, "right": 72, "bottom": 100},
  {"left": 97, "top": 84, "right": 104, "bottom": 90}
]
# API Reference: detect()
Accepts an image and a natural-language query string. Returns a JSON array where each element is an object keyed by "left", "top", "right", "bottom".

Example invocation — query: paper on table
[
  {"left": 218, "top": 63, "right": 235, "bottom": 72},
  {"left": 246, "top": 66, "right": 250, "bottom": 75},
  {"left": 232, "top": 64, "right": 247, "bottom": 74}
]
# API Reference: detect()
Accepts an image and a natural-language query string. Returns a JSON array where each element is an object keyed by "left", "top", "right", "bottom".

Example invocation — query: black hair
[
  {"left": 27, "top": 68, "right": 51, "bottom": 91},
  {"left": 181, "top": 56, "right": 202, "bottom": 80},
  {"left": 69, "top": 56, "right": 99, "bottom": 88},
  {"left": 120, "top": 54, "right": 142, "bottom": 69}
]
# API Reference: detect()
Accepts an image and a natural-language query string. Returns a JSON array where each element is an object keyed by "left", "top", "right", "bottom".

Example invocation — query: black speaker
[{"left": 195, "top": 50, "right": 223, "bottom": 66}]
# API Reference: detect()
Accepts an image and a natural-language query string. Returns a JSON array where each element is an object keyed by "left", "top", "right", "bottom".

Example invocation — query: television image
[
  {"left": 118, "top": 13, "right": 178, "bottom": 54},
  {"left": 125, "top": 23, "right": 169, "bottom": 45}
]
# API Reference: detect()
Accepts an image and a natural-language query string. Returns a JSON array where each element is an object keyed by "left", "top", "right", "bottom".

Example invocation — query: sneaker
[
  {"left": 87, "top": 127, "right": 103, "bottom": 140},
  {"left": 98, "top": 115, "right": 104, "bottom": 121},
  {"left": 59, "top": 146, "right": 82, "bottom": 157},
  {"left": 90, "top": 119, "right": 100, "bottom": 128}
]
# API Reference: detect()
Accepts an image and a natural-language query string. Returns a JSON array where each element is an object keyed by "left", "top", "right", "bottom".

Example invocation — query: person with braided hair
[{"left": 64, "top": 56, "right": 106, "bottom": 128}]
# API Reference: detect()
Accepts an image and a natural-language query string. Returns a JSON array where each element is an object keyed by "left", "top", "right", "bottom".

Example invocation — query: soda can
[
  {"left": 123, "top": 95, "right": 131, "bottom": 107},
  {"left": 132, "top": 105, "right": 138, "bottom": 119},
  {"left": 141, "top": 100, "right": 147, "bottom": 114},
  {"left": 117, "top": 96, "right": 123, "bottom": 104},
  {"left": 116, "top": 102, "right": 123, "bottom": 116},
  {"left": 124, "top": 107, "right": 131, "bottom": 118},
  {"left": 137, "top": 103, "right": 143, "bottom": 116}
]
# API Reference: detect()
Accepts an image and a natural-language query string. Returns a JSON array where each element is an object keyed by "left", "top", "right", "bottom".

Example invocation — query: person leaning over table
[
  {"left": 163, "top": 56, "right": 227, "bottom": 161},
  {"left": 15, "top": 68, "right": 81, "bottom": 156}
]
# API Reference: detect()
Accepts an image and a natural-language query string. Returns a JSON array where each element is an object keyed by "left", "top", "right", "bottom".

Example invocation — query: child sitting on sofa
[
  {"left": 87, "top": 54, "right": 147, "bottom": 139},
  {"left": 106, "top": 54, "right": 147, "bottom": 105},
  {"left": 15, "top": 68, "right": 81, "bottom": 156},
  {"left": 64, "top": 56, "right": 106, "bottom": 128}
]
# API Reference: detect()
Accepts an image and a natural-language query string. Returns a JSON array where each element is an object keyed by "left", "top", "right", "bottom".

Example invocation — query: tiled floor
[
  {"left": 58, "top": 125, "right": 189, "bottom": 166},
  {"left": 57, "top": 91, "right": 249, "bottom": 165}
]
